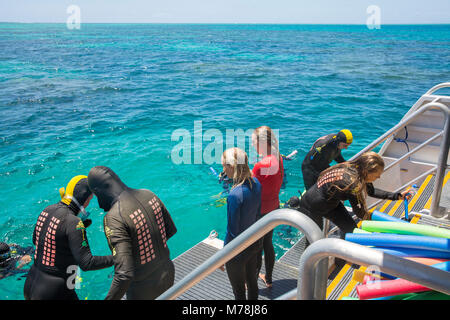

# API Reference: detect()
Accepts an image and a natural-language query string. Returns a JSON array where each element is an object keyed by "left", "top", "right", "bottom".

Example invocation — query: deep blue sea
[{"left": 0, "top": 23, "right": 449, "bottom": 299}]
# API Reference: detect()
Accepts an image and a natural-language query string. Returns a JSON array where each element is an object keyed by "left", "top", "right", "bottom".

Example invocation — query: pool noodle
[
  {"left": 357, "top": 278, "right": 430, "bottom": 299},
  {"left": 371, "top": 290, "right": 450, "bottom": 300},
  {"left": 345, "top": 233, "right": 450, "bottom": 252},
  {"left": 357, "top": 261, "right": 450, "bottom": 300},
  {"left": 371, "top": 210, "right": 407, "bottom": 223},
  {"left": 374, "top": 247, "right": 450, "bottom": 258},
  {"left": 406, "top": 257, "right": 447, "bottom": 265},
  {"left": 356, "top": 259, "right": 448, "bottom": 283},
  {"left": 361, "top": 221, "right": 450, "bottom": 239},
  {"left": 402, "top": 291, "right": 450, "bottom": 300},
  {"left": 352, "top": 228, "right": 372, "bottom": 234}
]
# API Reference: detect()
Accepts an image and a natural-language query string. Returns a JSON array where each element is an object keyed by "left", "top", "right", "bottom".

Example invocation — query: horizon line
[{"left": 1, "top": 21, "right": 450, "bottom": 25}]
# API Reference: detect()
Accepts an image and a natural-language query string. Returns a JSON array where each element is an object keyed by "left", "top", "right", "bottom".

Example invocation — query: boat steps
[{"left": 326, "top": 170, "right": 450, "bottom": 300}]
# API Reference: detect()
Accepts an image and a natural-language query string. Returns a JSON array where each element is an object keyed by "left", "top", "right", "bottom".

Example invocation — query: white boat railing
[
  {"left": 296, "top": 238, "right": 450, "bottom": 300},
  {"left": 351, "top": 102, "right": 449, "bottom": 216},
  {"left": 425, "top": 82, "right": 450, "bottom": 96},
  {"left": 325, "top": 101, "right": 449, "bottom": 237},
  {"left": 156, "top": 208, "right": 328, "bottom": 300}
]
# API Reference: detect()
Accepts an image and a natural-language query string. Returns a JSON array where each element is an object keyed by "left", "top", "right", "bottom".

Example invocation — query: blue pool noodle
[
  {"left": 345, "top": 233, "right": 450, "bottom": 253},
  {"left": 371, "top": 210, "right": 407, "bottom": 223},
  {"left": 374, "top": 247, "right": 450, "bottom": 259},
  {"left": 367, "top": 261, "right": 450, "bottom": 284}
]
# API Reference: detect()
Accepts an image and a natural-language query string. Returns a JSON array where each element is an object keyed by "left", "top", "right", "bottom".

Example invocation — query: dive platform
[
  {"left": 172, "top": 171, "right": 450, "bottom": 300},
  {"left": 168, "top": 83, "right": 450, "bottom": 300}
]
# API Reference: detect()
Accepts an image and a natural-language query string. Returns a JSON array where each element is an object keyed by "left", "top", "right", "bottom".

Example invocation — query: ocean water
[{"left": 0, "top": 23, "right": 449, "bottom": 299}]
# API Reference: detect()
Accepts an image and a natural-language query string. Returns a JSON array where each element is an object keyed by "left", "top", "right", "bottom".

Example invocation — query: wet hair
[
  {"left": 252, "top": 126, "right": 279, "bottom": 158},
  {"left": 287, "top": 196, "right": 301, "bottom": 208},
  {"left": 318, "top": 151, "right": 385, "bottom": 217},
  {"left": 0, "top": 242, "right": 9, "bottom": 255},
  {"left": 0, "top": 242, "right": 10, "bottom": 266},
  {"left": 222, "top": 147, "right": 253, "bottom": 189}
]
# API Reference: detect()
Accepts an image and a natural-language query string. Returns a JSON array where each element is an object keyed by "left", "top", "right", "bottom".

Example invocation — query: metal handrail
[
  {"left": 297, "top": 238, "right": 450, "bottom": 300},
  {"left": 349, "top": 102, "right": 448, "bottom": 161},
  {"left": 383, "top": 131, "right": 443, "bottom": 172},
  {"left": 156, "top": 208, "right": 327, "bottom": 300},
  {"left": 367, "top": 166, "right": 437, "bottom": 212},
  {"left": 348, "top": 102, "right": 449, "bottom": 218},
  {"left": 323, "top": 101, "right": 449, "bottom": 237},
  {"left": 425, "top": 82, "right": 450, "bottom": 96}
]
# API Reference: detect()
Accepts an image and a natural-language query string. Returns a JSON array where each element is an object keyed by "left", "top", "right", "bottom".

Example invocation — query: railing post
[{"left": 430, "top": 111, "right": 450, "bottom": 218}]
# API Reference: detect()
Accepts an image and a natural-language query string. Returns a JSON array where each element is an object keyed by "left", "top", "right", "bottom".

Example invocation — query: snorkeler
[
  {"left": 220, "top": 148, "right": 262, "bottom": 300},
  {"left": 87, "top": 166, "right": 177, "bottom": 300},
  {"left": 251, "top": 126, "right": 284, "bottom": 288},
  {"left": 23, "top": 175, "right": 114, "bottom": 300},
  {"left": 301, "top": 129, "right": 353, "bottom": 190},
  {"left": 0, "top": 242, "right": 33, "bottom": 280},
  {"left": 299, "top": 151, "right": 410, "bottom": 236}
]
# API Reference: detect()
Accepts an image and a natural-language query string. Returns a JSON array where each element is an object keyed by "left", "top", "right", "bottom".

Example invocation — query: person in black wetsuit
[
  {"left": 24, "top": 175, "right": 114, "bottom": 300},
  {"left": 302, "top": 129, "right": 353, "bottom": 190},
  {"left": 299, "top": 151, "right": 410, "bottom": 236},
  {"left": 87, "top": 166, "right": 177, "bottom": 300},
  {"left": 0, "top": 242, "right": 33, "bottom": 280}
]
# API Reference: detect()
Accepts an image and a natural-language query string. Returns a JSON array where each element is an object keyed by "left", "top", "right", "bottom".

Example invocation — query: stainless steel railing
[
  {"left": 349, "top": 102, "right": 449, "bottom": 218},
  {"left": 324, "top": 101, "right": 449, "bottom": 237},
  {"left": 156, "top": 208, "right": 327, "bottom": 300},
  {"left": 297, "top": 238, "right": 450, "bottom": 300}
]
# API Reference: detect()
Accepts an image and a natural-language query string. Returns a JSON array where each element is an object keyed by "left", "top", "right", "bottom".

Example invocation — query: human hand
[
  {"left": 17, "top": 255, "right": 32, "bottom": 269},
  {"left": 399, "top": 190, "right": 412, "bottom": 201}
]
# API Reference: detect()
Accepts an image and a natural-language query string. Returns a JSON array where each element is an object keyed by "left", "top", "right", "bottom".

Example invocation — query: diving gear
[
  {"left": 337, "top": 129, "right": 353, "bottom": 144},
  {"left": 65, "top": 195, "right": 91, "bottom": 221},
  {"left": 87, "top": 166, "right": 177, "bottom": 300},
  {"left": 302, "top": 132, "right": 348, "bottom": 190}
]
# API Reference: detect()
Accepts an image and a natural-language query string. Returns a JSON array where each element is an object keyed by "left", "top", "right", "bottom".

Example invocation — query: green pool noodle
[
  {"left": 352, "top": 228, "right": 372, "bottom": 234},
  {"left": 402, "top": 291, "right": 450, "bottom": 300},
  {"left": 361, "top": 221, "right": 450, "bottom": 239},
  {"left": 341, "top": 296, "right": 359, "bottom": 300}
]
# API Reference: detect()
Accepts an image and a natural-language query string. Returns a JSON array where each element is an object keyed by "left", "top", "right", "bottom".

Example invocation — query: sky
[{"left": 0, "top": 0, "right": 449, "bottom": 24}]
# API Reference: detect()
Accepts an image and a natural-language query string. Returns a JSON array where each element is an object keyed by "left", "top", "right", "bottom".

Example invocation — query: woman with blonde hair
[
  {"left": 251, "top": 126, "right": 284, "bottom": 288},
  {"left": 299, "top": 151, "right": 410, "bottom": 236},
  {"left": 221, "top": 147, "right": 262, "bottom": 300}
]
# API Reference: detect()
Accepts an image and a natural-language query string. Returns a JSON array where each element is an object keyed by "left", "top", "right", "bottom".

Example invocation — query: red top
[{"left": 252, "top": 154, "right": 284, "bottom": 215}]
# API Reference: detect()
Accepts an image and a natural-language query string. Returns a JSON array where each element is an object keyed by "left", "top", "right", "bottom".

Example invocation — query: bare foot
[{"left": 259, "top": 273, "right": 272, "bottom": 288}]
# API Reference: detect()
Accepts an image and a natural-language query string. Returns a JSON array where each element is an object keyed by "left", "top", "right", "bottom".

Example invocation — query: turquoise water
[{"left": 1, "top": 23, "right": 449, "bottom": 299}]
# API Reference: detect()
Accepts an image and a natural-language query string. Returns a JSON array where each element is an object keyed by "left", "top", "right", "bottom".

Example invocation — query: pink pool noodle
[{"left": 357, "top": 278, "right": 430, "bottom": 300}]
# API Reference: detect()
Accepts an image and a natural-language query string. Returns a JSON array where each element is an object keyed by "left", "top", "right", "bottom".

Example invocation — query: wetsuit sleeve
[
  {"left": 225, "top": 192, "right": 242, "bottom": 246},
  {"left": 366, "top": 183, "right": 401, "bottom": 200},
  {"left": 161, "top": 202, "right": 177, "bottom": 240},
  {"left": 66, "top": 216, "right": 114, "bottom": 272},
  {"left": 104, "top": 210, "right": 135, "bottom": 300},
  {"left": 335, "top": 150, "right": 346, "bottom": 163},
  {"left": 348, "top": 195, "right": 368, "bottom": 220}
]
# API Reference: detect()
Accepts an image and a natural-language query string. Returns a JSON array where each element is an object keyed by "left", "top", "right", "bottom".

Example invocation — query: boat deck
[{"left": 172, "top": 170, "right": 449, "bottom": 300}]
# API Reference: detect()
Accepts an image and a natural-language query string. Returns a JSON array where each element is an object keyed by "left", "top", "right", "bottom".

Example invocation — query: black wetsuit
[
  {"left": 23, "top": 202, "right": 114, "bottom": 300},
  {"left": 302, "top": 133, "right": 347, "bottom": 190},
  {"left": 88, "top": 166, "right": 177, "bottom": 300},
  {"left": 299, "top": 166, "right": 401, "bottom": 235}
]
